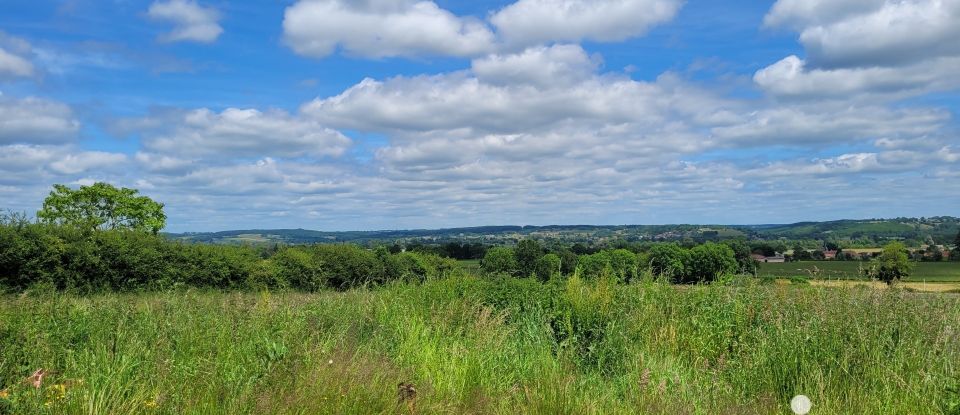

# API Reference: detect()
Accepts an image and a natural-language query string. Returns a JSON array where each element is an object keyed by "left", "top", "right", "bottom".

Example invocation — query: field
[
  {"left": 1, "top": 277, "right": 959, "bottom": 414},
  {"left": 759, "top": 261, "right": 960, "bottom": 282}
]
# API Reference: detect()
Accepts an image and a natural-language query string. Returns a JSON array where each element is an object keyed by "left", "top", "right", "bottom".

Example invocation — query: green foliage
[
  {"left": 575, "top": 251, "right": 610, "bottom": 280},
  {"left": 723, "top": 239, "right": 759, "bottom": 275},
  {"left": 0, "top": 223, "right": 457, "bottom": 293},
  {"left": 533, "top": 253, "right": 561, "bottom": 281},
  {"left": 954, "top": 230, "right": 960, "bottom": 261},
  {"left": 648, "top": 243, "right": 688, "bottom": 279},
  {"left": 606, "top": 249, "right": 639, "bottom": 282},
  {"left": 683, "top": 243, "right": 738, "bottom": 284},
  {"left": 1, "top": 279, "right": 956, "bottom": 413},
  {"left": 481, "top": 247, "right": 517, "bottom": 276},
  {"left": 515, "top": 239, "right": 543, "bottom": 278},
  {"left": 863, "top": 242, "right": 913, "bottom": 284},
  {"left": 37, "top": 183, "right": 166, "bottom": 234}
]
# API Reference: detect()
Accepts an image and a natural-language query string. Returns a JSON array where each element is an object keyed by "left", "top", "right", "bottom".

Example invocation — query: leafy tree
[
  {"left": 576, "top": 251, "right": 610, "bottom": 279},
  {"left": 864, "top": 242, "right": 912, "bottom": 285},
  {"left": 533, "top": 253, "right": 561, "bottom": 281},
  {"left": 648, "top": 243, "right": 687, "bottom": 280},
  {"left": 607, "top": 249, "right": 639, "bottom": 282},
  {"left": 684, "top": 243, "right": 737, "bottom": 283},
  {"left": 791, "top": 244, "right": 812, "bottom": 261},
  {"left": 515, "top": 239, "right": 543, "bottom": 277},
  {"left": 953, "top": 230, "right": 960, "bottom": 261},
  {"left": 723, "top": 240, "right": 758, "bottom": 275},
  {"left": 558, "top": 249, "right": 579, "bottom": 275},
  {"left": 481, "top": 247, "right": 517, "bottom": 276},
  {"left": 37, "top": 183, "right": 166, "bottom": 234}
]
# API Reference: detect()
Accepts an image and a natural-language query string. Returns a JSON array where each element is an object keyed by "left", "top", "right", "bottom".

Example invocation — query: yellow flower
[
  {"left": 145, "top": 399, "right": 158, "bottom": 408},
  {"left": 0, "top": 389, "right": 9, "bottom": 399}
]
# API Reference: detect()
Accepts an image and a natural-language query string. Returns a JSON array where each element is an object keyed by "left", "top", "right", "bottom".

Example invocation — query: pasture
[
  {"left": 1, "top": 276, "right": 958, "bottom": 414},
  {"left": 759, "top": 260, "right": 960, "bottom": 282}
]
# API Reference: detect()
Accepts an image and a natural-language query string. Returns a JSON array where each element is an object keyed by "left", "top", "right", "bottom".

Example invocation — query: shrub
[
  {"left": 481, "top": 247, "right": 517, "bottom": 276},
  {"left": 683, "top": 243, "right": 738, "bottom": 284}
]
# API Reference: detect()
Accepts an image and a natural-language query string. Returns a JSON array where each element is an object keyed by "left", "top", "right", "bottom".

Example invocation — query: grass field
[
  {"left": 759, "top": 261, "right": 960, "bottom": 282},
  {"left": 1, "top": 277, "right": 959, "bottom": 414}
]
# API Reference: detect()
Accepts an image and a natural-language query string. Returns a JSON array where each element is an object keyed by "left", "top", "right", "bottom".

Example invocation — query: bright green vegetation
[
  {"left": 760, "top": 261, "right": 960, "bottom": 282},
  {"left": 1, "top": 277, "right": 958, "bottom": 414}
]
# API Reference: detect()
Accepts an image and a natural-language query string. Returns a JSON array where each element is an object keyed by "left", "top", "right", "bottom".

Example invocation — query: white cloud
[
  {"left": 148, "top": 0, "right": 223, "bottom": 44},
  {"left": 754, "top": 55, "right": 960, "bottom": 99},
  {"left": 490, "top": 0, "right": 683, "bottom": 48},
  {"left": 0, "top": 47, "right": 33, "bottom": 78},
  {"left": 766, "top": 0, "right": 960, "bottom": 68},
  {"left": 139, "top": 107, "right": 352, "bottom": 159},
  {"left": 471, "top": 44, "right": 599, "bottom": 87},
  {"left": 49, "top": 151, "right": 128, "bottom": 175},
  {"left": 0, "top": 32, "right": 34, "bottom": 78},
  {"left": 282, "top": 0, "right": 495, "bottom": 58},
  {"left": 0, "top": 96, "right": 79, "bottom": 144},
  {"left": 0, "top": 145, "right": 128, "bottom": 184},
  {"left": 758, "top": 0, "right": 960, "bottom": 98}
]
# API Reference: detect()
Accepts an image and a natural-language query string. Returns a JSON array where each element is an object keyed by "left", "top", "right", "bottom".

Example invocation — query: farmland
[
  {"left": 759, "top": 261, "right": 960, "bottom": 282},
  {"left": 1, "top": 277, "right": 959, "bottom": 414}
]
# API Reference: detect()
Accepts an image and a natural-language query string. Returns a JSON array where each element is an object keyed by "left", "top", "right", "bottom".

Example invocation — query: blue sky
[{"left": 1, "top": 0, "right": 958, "bottom": 232}]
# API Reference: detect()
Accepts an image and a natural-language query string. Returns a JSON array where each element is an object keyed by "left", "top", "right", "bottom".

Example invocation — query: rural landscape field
[{"left": 3, "top": 0, "right": 960, "bottom": 414}]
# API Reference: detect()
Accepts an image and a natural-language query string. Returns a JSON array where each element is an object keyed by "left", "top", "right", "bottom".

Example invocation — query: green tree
[
  {"left": 558, "top": 249, "right": 578, "bottom": 275},
  {"left": 648, "top": 243, "right": 687, "bottom": 280},
  {"left": 481, "top": 247, "right": 517, "bottom": 276},
  {"left": 607, "top": 249, "right": 639, "bottom": 282},
  {"left": 723, "top": 240, "right": 758, "bottom": 275},
  {"left": 533, "top": 253, "right": 561, "bottom": 281},
  {"left": 866, "top": 241, "right": 912, "bottom": 285},
  {"left": 953, "top": 230, "right": 960, "bottom": 261},
  {"left": 515, "top": 239, "right": 543, "bottom": 277},
  {"left": 684, "top": 243, "right": 737, "bottom": 283},
  {"left": 576, "top": 251, "right": 610, "bottom": 279},
  {"left": 37, "top": 183, "right": 166, "bottom": 234}
]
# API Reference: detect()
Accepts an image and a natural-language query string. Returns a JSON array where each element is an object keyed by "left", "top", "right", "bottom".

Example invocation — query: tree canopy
[
  {"left": 866, "top": 242, "right": 912, "bottom": 285},
  {"left": 37, "top": 182, "right": 166, "bottom": 234}
]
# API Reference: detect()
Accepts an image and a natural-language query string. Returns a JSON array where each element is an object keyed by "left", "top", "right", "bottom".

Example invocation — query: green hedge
[{"left": 0, "top": 223, "right": 459, "bottom": 293}]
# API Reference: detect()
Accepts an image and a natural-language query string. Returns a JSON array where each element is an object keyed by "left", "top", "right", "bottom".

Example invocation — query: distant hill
[{"left": 166, "top": 216, "right": 960, "bottom": 246}]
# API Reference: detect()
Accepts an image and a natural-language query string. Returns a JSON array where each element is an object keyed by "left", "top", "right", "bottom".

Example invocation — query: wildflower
[
  {"left": 145, "top": 399, "right": 158, "bottom": 408},
  {"left": 0, "top": 389, "right": 9, "bottom": 399},
  {"left": 328, "top": 359, "right": 333, "bottom": 365}
]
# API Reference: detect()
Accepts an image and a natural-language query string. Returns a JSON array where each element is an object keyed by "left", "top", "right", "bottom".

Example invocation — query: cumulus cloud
[
  {"left": 754, "top": 55, "right": 960, "bottom": 99},
  {"left": 138, "top": 107, "right": 351, "bottom": 159},
  {"left": 490, "top": 0, "right": 684, "bottom": 48},
  {"left": 757, "top": 0, "right": 960, "bottom": 98},
  {"left": 471, "top": 44, "right": 599, "bottom": 87},
  {"left": 282, "top": 0, "right": 495, "bottom": 58},
  {"left": 0, "top": 96, "right": 80, "bottom": 144},
  {"left": 148, "top": 0, "right": 223, "bottom": 43}
]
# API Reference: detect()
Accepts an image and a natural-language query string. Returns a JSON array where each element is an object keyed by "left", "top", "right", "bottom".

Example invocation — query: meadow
[
  {"left": 759, "top": 261, "right": 960, "bottom": 282},
  {"left": 1, "top": 276, "right": 959, "bottom": 414}
]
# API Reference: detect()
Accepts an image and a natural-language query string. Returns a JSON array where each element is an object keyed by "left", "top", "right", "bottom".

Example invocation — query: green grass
[
  {"left": 457, "top": 259, "right": 482, "bottom": 274},
  {"left": 759, "top": 261, "right": 960, "bottom": 282},
  {"left": 1, "top": 277, "right": 959, "bottom": 414}
]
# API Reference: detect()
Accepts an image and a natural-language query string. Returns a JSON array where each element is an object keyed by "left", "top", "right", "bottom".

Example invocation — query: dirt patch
[{"left": 810, "top": 280, "right": 960, "bottom": 293}]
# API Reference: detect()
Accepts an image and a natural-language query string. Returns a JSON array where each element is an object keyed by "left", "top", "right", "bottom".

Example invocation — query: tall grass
[{"left": 1, "top": 277, "right": 958, "bottom": 414}]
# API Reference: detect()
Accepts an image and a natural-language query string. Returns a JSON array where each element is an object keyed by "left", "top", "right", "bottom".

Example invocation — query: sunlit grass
[{"left": 1, "top": 276, "right": 958, "bottom": 414}]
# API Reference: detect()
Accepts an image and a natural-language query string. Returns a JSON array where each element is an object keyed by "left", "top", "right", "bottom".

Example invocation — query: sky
[{"left": 0, "top": 0, "right": 958, "bottom": 232}]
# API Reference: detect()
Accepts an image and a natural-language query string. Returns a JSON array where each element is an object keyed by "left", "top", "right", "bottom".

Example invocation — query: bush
[
  {"left": 683, "top": 243, "right": 738, "bottom": 283},
  {"left": 481, "top": 247, "right": 517, "bottom": 276},
  {"left": 0, "top": 223, "right": 463, "bottom": 293},
  {"left": 647, "top": 243, "right": 688, "bottom": 280}
]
